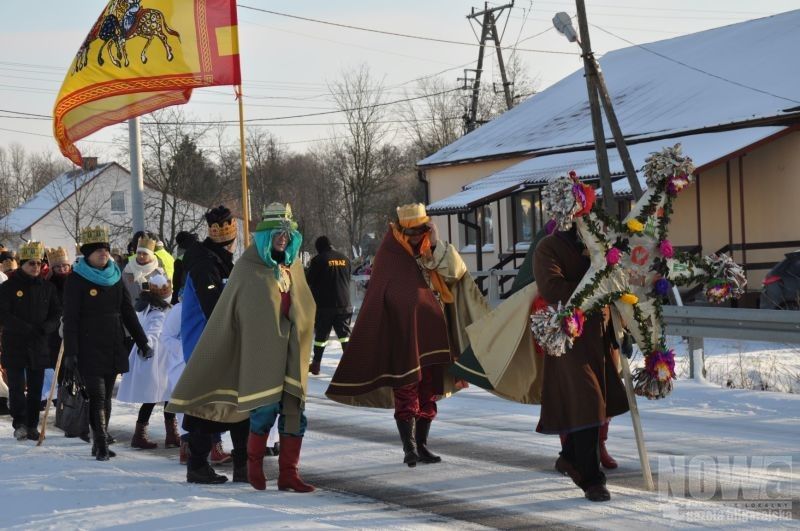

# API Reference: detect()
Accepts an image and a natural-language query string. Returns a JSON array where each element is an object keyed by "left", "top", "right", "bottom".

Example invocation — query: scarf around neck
[
  {"left": 124, "top": 257, "right": 159, "bottom": 283},
  {"left": 74, "top": 257, "right": 121, "bottom": 287}
]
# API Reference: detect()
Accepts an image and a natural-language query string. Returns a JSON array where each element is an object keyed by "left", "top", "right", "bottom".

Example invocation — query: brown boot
[
  {"left": 599, "top": 422, "right": 617, "bottom": 469},
  {"left": 131, "top": 422, "right": 158, "bottom": 449},
  {"left": 164, "top": 417, "right": 180, "bottom": 448},
  {"left": 210, "top": 440, "right": 232, "bottom": 464},
  {"left": 277, "top": 435, "right": 315, "bottom": 492},
  {"left": 179, "top": 439, "right": 190, "bottom": 465},
  {"left": 247, "top": 432, "right": 268, "bottom": 490}
]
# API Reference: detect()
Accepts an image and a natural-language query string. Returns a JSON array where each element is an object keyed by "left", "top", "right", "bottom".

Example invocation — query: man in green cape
[{"left": 169, "top": 203, "right": 316, "bottom": 492}]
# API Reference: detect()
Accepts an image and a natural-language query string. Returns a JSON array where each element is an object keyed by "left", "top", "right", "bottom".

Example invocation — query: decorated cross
[{"left": 530, "top": 145, "right": 747, "bottom": 399}]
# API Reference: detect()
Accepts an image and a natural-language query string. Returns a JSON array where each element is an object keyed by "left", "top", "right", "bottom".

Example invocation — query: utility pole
[{"left": 464, "top": 1, "right": 515, "bottom": 133}]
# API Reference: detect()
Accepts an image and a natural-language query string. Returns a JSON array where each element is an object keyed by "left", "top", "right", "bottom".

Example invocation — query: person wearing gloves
[
  {"left": 62, "top": 226, "right": 152, "bottom": 461},
  {"left": 0, "top": 241, "right": 61, "bottom": 441},
  {"left": 169, "top": 203, "right": 316, "bottom": 493},
  {"left": 117, "top": 273, "right": 179, "bottom": 450}
]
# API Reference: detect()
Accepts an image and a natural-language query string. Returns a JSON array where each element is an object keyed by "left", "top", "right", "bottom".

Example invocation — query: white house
[{"left": 0, "top": 161, "right": 220, "bottom": 255}]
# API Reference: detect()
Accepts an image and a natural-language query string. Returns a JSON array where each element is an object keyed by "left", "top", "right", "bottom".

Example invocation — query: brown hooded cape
[{"left": 326, "top": 230, "right": 489, "bottom": 408}]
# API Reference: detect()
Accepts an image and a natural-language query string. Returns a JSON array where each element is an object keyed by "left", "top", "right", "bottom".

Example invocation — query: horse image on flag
[{"left": 74, "top": 0, "right": 181, "bottom": 73}]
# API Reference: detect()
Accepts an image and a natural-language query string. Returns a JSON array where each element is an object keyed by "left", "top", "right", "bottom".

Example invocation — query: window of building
[
  {"left": 461, "top": 205, "right": 494, "bottom": 248},
  {"left": 110, "top": 191, "right": 126, "bottom": 213},
  {"left": 511, "top": 190, "right": 543, "bottom": 245}
]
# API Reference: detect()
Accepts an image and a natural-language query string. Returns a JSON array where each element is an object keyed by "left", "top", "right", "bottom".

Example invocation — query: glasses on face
[
  {"left": 401, "top": 225, "right": 431, "bottom": 237},
  {"left": 27, "top": 261, "right": 43, "bottom": 267}
]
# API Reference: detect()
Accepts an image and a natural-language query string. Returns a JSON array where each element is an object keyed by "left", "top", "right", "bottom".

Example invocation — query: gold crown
[
  {"left": 209, "top": 218, "right": 238, "bottom": 243},
  {"left": 80, "top": 225, "right": 109, "bottom": 245},
  {"left": 136, "top": 236, "right": 157, "bottom": 252},
  {"left": 396, "top": 203, "right": 430, "bottom": 229},
  {"left": 19, "top": 241, "right": 45, "bottom": 261},
  {"left": 46, "top": 247, "right": 70, "bottom": 266}
]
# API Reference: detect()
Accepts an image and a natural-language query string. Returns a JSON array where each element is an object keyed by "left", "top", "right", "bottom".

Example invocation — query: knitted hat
[
  {"left": 46, "top": 247, "right": 70, "bottom": 267},
  {"left": 19, "top": 241, "right": 45, "bottom": 262},
  {"left": 205, "top": 205, "right": 237, "bottom": 244},
  {"left": 147, "top": 272, "right": 172, "bottom": 299},
  {"left": 80, "top": 225, "right": 111, "bottom": 257},
  {"left": 256, "top": 203, "right": 297, "bottom": 233},
  {"left": 396, "top": 203, "right": 430, "bottom": 229},
  {"left": 175, "top": 231, "right": 198, "bottom": 250}
]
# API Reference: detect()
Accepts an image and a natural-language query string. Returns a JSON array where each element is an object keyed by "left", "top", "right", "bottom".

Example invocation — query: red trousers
[{"left": 393, "top": 365, "right": 438, "bottom": 421}]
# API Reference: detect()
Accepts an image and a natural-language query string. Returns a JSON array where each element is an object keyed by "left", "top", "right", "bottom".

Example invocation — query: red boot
[
  {"left": 599, "top": 421, "right": 618, "bottom": 469},
  {"left": 247, "top": 432, "right": 268, "bottom": 491},
  {"left": 277, "top": 435, "right": 315, "bottom": 493}
]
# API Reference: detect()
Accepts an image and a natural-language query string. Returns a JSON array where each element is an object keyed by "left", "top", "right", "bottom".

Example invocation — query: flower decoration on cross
[{"left": 530, "top": 144, "right": 746, "bottom": 399}]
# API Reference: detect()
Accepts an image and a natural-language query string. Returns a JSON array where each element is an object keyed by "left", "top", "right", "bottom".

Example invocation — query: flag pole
[{"left": 236, "top": 85, "right": 251, "bottom": 246}]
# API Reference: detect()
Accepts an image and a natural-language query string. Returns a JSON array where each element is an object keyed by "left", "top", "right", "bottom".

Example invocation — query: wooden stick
[
  {"left": 620, "top": 355, "right": 655, "bottom": 490},
  {"left": 37, "top": 342, "right": 64, "bottom": 447}
]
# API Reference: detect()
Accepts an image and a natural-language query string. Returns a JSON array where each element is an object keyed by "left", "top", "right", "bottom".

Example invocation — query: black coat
[
  {"left": 0, "top": 269, "right": 61, "bottom": 370},
  {"left": 62, "top": 271, "right": 148, "bottom": 377},
  {"left": 182, "top": 238, "right": 234, "bottom": 319},
  {"left": 306, "top": 248, "right": 352, "bottom": 310},
  {"left": 47, "top": 272, "right": 69, "bottom": 366}
]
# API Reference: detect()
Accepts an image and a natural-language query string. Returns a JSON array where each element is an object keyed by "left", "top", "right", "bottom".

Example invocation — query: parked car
[{"left": 760, "top": 250, "right": 800, "bottom": 310}]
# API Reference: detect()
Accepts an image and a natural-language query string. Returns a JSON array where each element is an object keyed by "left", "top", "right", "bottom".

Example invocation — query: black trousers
[
  {"left": 186, "top": 416, "right": 249, "bottom": 470},
  {"left": 84, "top": 374, "right": 116, "bottom": 436},
  {"left": 137, "top": 402, "right": 175, "bottom": 425},
  {"left": 6, "top": 367, "right": 44, "bottom": 430},
  {"left": 312, "top": 308, "right": 352, "bottom": 364},
  {"left": 560, "top": 426, "right": 606, "bottom": 489}
]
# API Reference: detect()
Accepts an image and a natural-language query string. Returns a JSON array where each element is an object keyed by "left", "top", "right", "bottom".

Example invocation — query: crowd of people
[{"left": 0, "top": 201, "right": 627, "bottom": 502}]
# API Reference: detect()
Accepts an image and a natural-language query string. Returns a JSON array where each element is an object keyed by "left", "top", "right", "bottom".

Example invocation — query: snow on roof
[
  {"left": 419, "top": 10, "right": 800, "bottom": 167},
  {"left": 427, "top": 126, "right": 786, "bottom": 213},
  {"left": 0, "top": 163, "right": 114, "bottom": 233}
]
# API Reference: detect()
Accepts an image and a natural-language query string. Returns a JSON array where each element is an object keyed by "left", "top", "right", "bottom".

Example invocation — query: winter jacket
[
  {"left": 0, "top": 269, "right": 61, "bottom": 370},
  {"left": 305, "top": 248, "right": 352, "bottom": 310},
  {"left": 62, "top": 271, "right": 148, "bottom": 377},
  {"left": 46, "top": 272, "right": 69, "bottom": 366},
  {"left": 180, "top": 238, "right": 234, "bottom": 360}
]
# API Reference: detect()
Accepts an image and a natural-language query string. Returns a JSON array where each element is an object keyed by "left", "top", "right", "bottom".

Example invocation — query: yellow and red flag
[{"left": 53, "top": 0, "right": 240, "bottom": 165}]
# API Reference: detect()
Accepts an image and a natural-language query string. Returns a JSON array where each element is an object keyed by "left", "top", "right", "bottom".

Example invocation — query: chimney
[{"left": 82, "top": 157, "right": 98, "bottom": 171}]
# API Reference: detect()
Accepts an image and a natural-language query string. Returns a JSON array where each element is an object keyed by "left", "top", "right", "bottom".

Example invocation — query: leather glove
[
  {"left": 62, "top": 355, "right": 78, "bottom": 372},
  {"left": 138, "top": 345, "right": 155, "bottom": 360}
]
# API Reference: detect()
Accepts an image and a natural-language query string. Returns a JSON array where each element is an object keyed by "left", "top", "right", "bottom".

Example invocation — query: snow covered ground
[{"left": 0, "top": 339, "right": 797, "bottom": 530}]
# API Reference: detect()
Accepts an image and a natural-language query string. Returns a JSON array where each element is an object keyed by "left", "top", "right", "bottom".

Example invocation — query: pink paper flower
[
  {"left": 645, "top": 349, "right": 676, "bottom": 382},
  {"left": 606, "top": 247, "right": 621, "bottom": 265},
  {"left": 659, "top": 239, "right": 674, "bottom": 258},
  {"left": 562, "top": 308, "right": 585, "bottom": 338}
]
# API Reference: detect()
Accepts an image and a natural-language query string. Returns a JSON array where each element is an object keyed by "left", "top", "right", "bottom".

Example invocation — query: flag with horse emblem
[{"left": 53, "top": 0, "right": 240, "bottom": 165}]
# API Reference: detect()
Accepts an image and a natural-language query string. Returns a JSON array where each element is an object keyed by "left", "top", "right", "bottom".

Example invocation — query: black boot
[
  {"left": 415, "top": 418, "right": 441, "bottom": 464},
  {"left": 91, "top": 408, "right": 115, "bottom": 461},
  {"left": 186, "top": 431, "right": 227, "bottom": 484},
  {"left": 187, "top": 464, "right": 228, "bottom": 484},
  {"left": 231, "top": 446, "right": 248, "bottom": 483},
  {"left": 395, "top": 418, "right": 418, "bottom": 468}
]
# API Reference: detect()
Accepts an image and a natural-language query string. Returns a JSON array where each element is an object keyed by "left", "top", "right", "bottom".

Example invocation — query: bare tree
[
  {"left": 326, "top": 64, "right": 395, "bottom": 257},
  {"left": 401, "top": 77, "right": 463, "bottom": 159}
]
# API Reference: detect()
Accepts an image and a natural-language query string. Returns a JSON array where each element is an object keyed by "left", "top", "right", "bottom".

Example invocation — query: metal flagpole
[
  {"left": 236, "top": 85, "right": 251, "bottom": 246},
  {"left": 129, "top": 117, "right": 145, "bottom": 233}
]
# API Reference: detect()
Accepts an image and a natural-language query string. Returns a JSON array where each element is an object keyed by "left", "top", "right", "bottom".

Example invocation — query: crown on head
[
  {"left": 136, "top": 235, "right": 157, "bottom": 253},
  {"left": 396, "top": 203, "right": 430, "bottom": 229},
  {"left": 46, "top": 247, "right": 70, "bottom": 266},
  {"left": 19, "top": 241, "right": 45, "bottom": 261},
  {"left": 147, "top": 272, "right": 172, "bottom": 299},
  {"left": 208, "top": 218, "right": 238, "bottom": 243},
  {"left": 80, "top": 225, "right": 109, "bottom": 245},
  {"left": 256, "top": 202, "right": 297, "bottom": 233}
]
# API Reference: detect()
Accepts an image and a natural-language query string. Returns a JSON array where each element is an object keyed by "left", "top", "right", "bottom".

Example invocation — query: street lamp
[{"left": 552, "top": 12, "right": 578, "bottom": 43}]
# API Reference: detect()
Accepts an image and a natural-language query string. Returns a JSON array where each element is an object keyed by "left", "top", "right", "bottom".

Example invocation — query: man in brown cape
[
  {"left": 533, "top": 224, "right": 629, "bottom": 501},
  {"left": 168, "top": 203, "right": 316, "bottom": 492},
  {"left": 326, "top": 203, "right": 489, "bottom": 467}
]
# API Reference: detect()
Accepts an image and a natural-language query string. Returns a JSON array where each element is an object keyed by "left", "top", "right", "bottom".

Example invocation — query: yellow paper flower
[
  {"left": 627, "top": 219, "right": 644, "bottom": 233},
  {"left": 620, "top": 293, "right": 639, "bottom": 305}
]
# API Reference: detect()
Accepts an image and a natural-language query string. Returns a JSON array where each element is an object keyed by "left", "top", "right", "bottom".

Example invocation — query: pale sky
[{"left": 0, "top": 0, "right": 797, "bottom": 163}]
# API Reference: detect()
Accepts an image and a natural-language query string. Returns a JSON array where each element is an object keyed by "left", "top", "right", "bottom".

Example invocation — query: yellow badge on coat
[
  {"left": 89, "top": 289, "right": 98, "bottom": 297},
  {"left": 16, "top": 290, "right": 23, "bottom": 298}
]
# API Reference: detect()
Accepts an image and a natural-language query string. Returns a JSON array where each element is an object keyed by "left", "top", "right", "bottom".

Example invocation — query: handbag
[{"left": 55, "top": 369, "right": 90, "bottom": 437}]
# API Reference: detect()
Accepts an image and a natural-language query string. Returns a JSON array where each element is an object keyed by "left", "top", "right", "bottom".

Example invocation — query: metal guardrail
[{"left": 662, "top": 305, "right": 800, "bottom": 343}]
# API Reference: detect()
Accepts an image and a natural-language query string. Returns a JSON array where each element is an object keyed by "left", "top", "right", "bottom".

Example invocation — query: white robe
[
  {"left": 117, "top": 303, "right": 172, "bottom": 403},
  {"left": 160, "top": 302, "right": 187, "bottom": 433}
]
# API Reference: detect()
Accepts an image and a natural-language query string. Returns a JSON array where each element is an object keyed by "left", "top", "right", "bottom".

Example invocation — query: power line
[
  {"left": 237, "top": 4, "right": 578, "bottom": 55},
  {"left": 591, "top": 23, "right": 800, "bottom": 105}
]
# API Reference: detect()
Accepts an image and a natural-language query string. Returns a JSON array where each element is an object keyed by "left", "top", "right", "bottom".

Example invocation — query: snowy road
[{"left": 1, "top": 341, "right": 798, "bottom": 529}]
